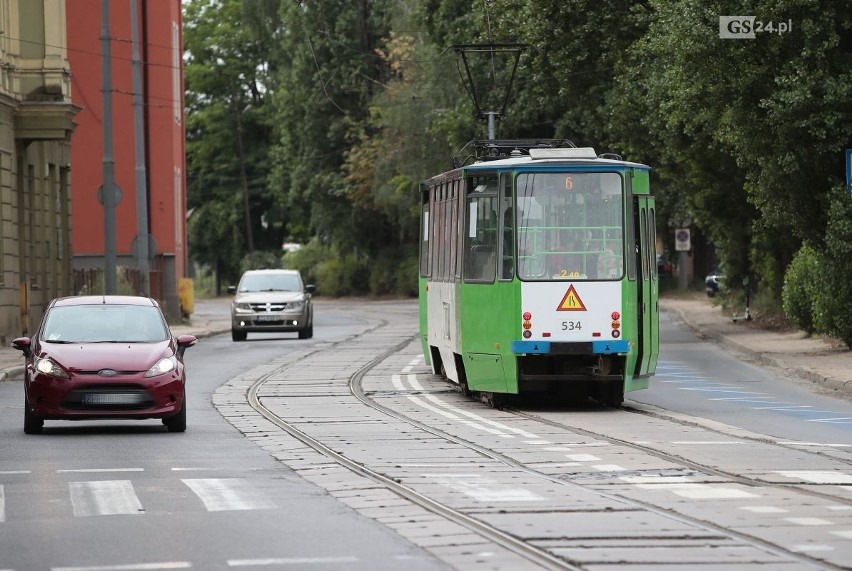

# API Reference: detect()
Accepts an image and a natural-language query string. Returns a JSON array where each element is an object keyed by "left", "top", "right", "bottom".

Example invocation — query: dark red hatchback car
[{"left": 11, "top": 295, "right": 197, "bottom": 434}]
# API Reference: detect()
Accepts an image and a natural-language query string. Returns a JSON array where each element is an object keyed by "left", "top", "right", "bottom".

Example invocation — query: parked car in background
[
  {"left": 656, "top": 253, "right": 673, "bottom": 275},
  {"left": 705, "top": 265, "right": 724, "bottom": 297},
  {"left": 229, "top": 269, "right": 315, "bottom": 341},
  {"left": 11, "top": 295, "right": 197, "bottom": 434}
]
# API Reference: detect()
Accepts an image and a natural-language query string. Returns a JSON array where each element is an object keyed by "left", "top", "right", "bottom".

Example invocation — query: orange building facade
[{"left": 66, "top": 0, "right": 187, "bottom": 318}]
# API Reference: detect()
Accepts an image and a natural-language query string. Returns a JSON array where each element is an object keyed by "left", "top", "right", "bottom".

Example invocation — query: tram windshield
[{"left": 516, "top": 172, "right": 624, "bottom": 281}]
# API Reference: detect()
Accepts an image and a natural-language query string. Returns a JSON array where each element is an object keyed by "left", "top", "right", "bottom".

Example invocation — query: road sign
[
  {"left": 846, "top": 149, "right": 852, "bottom": 195},
  {"left": 675, "top": 228, "right": 691, "bottom": 251}
]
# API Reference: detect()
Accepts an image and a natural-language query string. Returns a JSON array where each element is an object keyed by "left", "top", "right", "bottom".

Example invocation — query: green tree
[{"left": 184, "top": 0, "right": 284, "bottom": 288}]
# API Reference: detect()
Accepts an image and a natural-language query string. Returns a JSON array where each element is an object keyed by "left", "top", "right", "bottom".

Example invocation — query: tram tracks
[{"left": 228, "top": 311, "right": 848, "bottom": 570}]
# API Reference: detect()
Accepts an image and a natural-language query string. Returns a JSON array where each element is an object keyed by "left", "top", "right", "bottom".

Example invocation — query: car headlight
[
  {"left": 289, "top": 300, "right": 305, "bottom": 310},
  {"left": 234, "top": 302, "right": 252, "bottom": 313},
  {"left": 145, "top": 355, "right": 177, "bottom": 378},
  {"left": 35, "top": 356, "right": 69, "bottom": 379}
]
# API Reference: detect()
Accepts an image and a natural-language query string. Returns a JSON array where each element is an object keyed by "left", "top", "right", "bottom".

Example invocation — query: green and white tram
[{"left": 418, "top": 141, "right": 659, "bottom": 407}]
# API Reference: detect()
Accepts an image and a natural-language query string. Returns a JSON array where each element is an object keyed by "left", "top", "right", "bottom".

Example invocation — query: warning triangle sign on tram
[{"left": 556, "top": 285, "right": 587, "bottom": 311}]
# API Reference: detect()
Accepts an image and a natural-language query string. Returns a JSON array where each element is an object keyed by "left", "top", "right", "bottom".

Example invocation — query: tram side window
[
  {"left": 464, "top": 185, "right": 498, "bottom": 283},
  {"left": 420, "top": 203, "right": 430, "bottom": 277}
]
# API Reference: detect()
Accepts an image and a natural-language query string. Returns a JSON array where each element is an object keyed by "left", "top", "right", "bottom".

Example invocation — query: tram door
[{"left": 633, "top": 196, "right": 659, "bottom": 377}]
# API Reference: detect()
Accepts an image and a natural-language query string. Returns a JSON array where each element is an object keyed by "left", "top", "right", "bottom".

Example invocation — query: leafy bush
[
  {"left": 239, "top": 250, "right": 282, "bottom": 274},
  {"left": 281, "top": 240, "right": 331, "bottom": 287},
  {"left": 366, "top": 246, "right": 419, "bottom": 297},
  {"left": 314, "top": 253, "right": 369, "bottom": 297},
  {"left": 393, "top": 253, "right": 419, "bottom": 297},
  {"left": 781, "top": 245, "right": 818, "bottom": 335},
  {"left": 812, "top": 188, "right": 852, "bottom": 347}
]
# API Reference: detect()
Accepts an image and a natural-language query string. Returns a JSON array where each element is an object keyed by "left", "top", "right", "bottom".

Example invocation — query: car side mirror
[
  {"left": 227, "top": 285, "right": 236, "bottom": 295},
  {"left": 11, "top": 337, "right": 31, "bottom": 358},
  {"left": 305, "top": 284, "right": 316, "bottom": 295},
  {"left": 176, "top": 334, "right": 198, "bottom": 357}
]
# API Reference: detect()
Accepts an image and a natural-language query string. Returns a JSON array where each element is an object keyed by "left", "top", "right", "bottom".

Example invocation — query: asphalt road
[
  {"left": 1, "top": 299, "right": 850, "bottom": 570},
  {"left": 630, "top": 309, "right": 852, "bottom": 445},
  {"left": 0, "top": 306, "right": 450, "bottom": 571}
]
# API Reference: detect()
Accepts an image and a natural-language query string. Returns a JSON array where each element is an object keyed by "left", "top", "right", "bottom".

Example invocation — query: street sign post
[{"left": 675, "top": 228, "right": 691, "bottom": 251}]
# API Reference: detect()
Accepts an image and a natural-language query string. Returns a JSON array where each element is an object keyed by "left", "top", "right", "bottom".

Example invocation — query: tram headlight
[
  {"left": 612, "top": 329, "right": 621, "bottom": 338},
  {"left": 522, "top": 320, "right": 532, "bottom": 330},
  {"left": 612, "top": 320, "right": 621, "bottom": 329},
  {"left": 611, "top": 311, "right": 620, "bottom": 320},
  {"left": 523, "top": 330, "right": 532, "bottom": 339}
]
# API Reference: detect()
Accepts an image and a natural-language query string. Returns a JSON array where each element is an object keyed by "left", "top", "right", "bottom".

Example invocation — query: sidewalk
[{"left": 2, "top": 294, "right": 851, "bottom": 397}]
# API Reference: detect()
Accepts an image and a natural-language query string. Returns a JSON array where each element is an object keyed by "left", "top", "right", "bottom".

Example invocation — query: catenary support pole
[
  {"left": 101, "top": 0, "right": 117, "bottom": 294},
  {"left": 130, "top": 0, "right": 150, "bottom": 296}
]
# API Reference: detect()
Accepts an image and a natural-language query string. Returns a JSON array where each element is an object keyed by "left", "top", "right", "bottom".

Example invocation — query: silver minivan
[{"left": 229, "top": 269, "right": 315, "bottom": 341}]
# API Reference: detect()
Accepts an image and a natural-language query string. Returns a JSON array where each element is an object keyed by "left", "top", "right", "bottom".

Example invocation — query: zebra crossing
[{"left": 0, "top": 470, "right": 277, "bottom": 521}]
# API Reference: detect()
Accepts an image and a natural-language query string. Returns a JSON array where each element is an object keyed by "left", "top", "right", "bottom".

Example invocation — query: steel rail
[
  {"left": 237, "top": 312, "right": 844, "bottom": 571},
  {"left": 245, "top": 330, "right": 582, "bottom": 571}
]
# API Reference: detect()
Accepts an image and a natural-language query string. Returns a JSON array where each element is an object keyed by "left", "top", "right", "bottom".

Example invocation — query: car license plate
[
  {"left": 82, "top": 393, "right": 142, "bottom": 405},
  {"left": 256, "top": 314, "right": 281, "bottom": 322}
]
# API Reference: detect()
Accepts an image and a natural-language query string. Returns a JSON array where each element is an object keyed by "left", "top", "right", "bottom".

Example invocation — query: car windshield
[
  {"left": 239, "top": 274, "right": 301, "bottom": 292},
  {"left": 41, "top": 304, "right": 169, "bottom": 343}
]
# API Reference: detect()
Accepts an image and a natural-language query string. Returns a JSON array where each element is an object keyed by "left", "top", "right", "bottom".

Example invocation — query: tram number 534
[{"left": 561, "top": 321, "right": 582, "bottom": 331}]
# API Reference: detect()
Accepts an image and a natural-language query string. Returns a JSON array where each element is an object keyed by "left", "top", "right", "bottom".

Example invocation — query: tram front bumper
[{"left": 511, "top": 340, "right": 629, "bottom": 355}]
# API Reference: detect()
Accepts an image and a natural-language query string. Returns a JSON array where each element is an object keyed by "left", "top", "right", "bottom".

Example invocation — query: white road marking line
[
  {"left": 395, "top": 373, "right": 525, "bottom": 438},
  {"left": 784, "top": 517, "right": 832, "bottom": 526},
  {"left": 806, "top": 417, "right": 852, "bottom": 424},
  {"left": 565, "top": 454, "right": 601, "bottom": 462},
  {"left": 391, "top": 374, "right": 406, "bottom": 390},
  {"left": 228, "top": 557, "right": 358, "bottom": 567},
  {"left": 776, "top": 471, "right": 852, "bottom": 485},
  {"left": 638, "top": 483, "right": 759, "bottom": 499},
  {"left": 171, "top": 468, "right": 223, "bottom": 472},
  {"left": 397, "top": 463, "right": 486, "bottom": 467},
  {"left": 620, "top": 476, "right": 694, "bottom": 484},
  {"left": 182, "top": 478, "right": 275, "bottom": 512},
  {"left": 407, "top": 375, "right": 538, "bottom": 438},
  {"left": 53, "top": 563, "right": 192, "bottom": 570},
  {"left": 59, "top": 468, "right": 144, "bottom": 473},
  {"left": 740, "top": 506, "right": 788, "bottom": 513},
  {"left": 791, "top": 545, "right": 834, "bottom": 552},
  {"left": 407, "top": 395, "right": 511, "bottom": 436},
  {"left": 523, "top": 440, "right": 552, "bottom": 445},
  {"left": 831, "top": 531, "right": 852, "bottom": 539},
  {"left": 0, "top": 470, "right": 30, "bottom": 474},
  {"left": 751, "top": 405, "right": 813, "bottom": 410},
  {"left": 422, "top": 473, "right": 544, "bottom": 502},
  {"left": 708, "top": 398, "right": 776, "bottom": 403},
  {"left": 671, "top": 441, "right": 744, "bottom": 445},
  {"left": 69, "top": 481, "right": 143, "bottom": 517},
  {"left": 593, "top": 465, "right": 628, "bottom": 472},
  {"left": 680, "top": 388, "right": 765, "bottom": 395},
  {"left": 827, "top": 505, "right": 852, "bottom": 511},
  {"left": 620, "top": 475, "right": 759, "bottom": 499},
  {"left": 776, "top": 442, "right": 852, "bottom": 448},
  {"left": 526, "top": 462, "right": 582, "bottom": 468}
]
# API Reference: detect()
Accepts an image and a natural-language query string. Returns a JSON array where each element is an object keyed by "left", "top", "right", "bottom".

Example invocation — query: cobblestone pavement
[{"left": 2, "top": 294, "right": 851, "bottom": 399}]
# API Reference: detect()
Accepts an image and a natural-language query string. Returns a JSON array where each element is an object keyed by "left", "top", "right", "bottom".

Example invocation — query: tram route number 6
[{"left": 561, "top": 321, "right": 582, "bottom": 331}]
